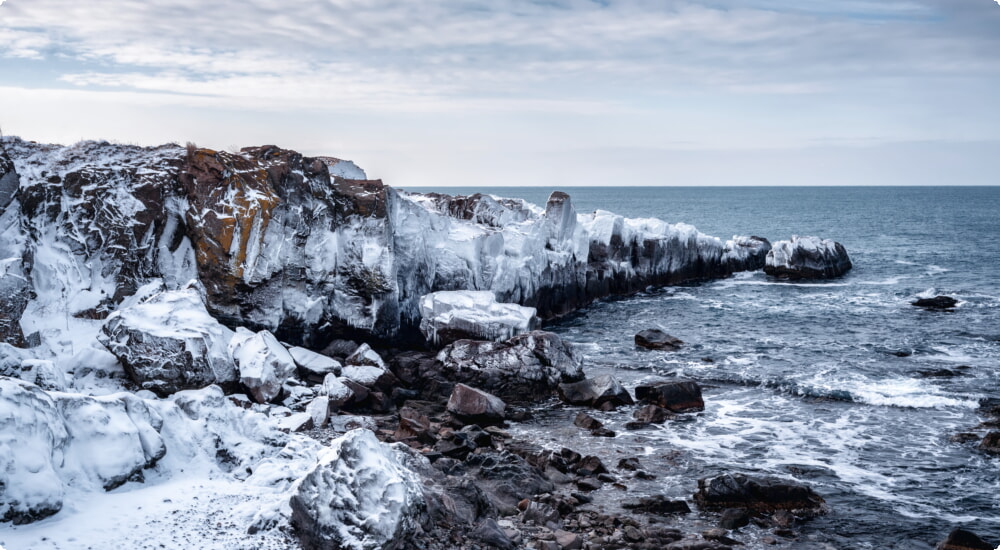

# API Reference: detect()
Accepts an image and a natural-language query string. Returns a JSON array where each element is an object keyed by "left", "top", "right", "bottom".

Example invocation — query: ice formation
[{"left": 419, "top": 290, "right": 538, "bottom": 346}]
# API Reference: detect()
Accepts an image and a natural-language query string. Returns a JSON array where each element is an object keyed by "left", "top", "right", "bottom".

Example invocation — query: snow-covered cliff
[{"left": 0, "top": 137, "right": 769, "bottom": 355}]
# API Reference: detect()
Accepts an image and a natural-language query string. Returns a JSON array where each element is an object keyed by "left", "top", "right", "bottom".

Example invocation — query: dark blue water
[{"left": 408, "top": 186, "right": 1000, "bottom": 548}]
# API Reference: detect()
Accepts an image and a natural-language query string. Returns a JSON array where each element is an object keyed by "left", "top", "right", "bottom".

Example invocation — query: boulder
[
  {"left": 935, "top": 528, "right": 994, "bottom": 550},
  {"left": 229, "top": 328, "right": 298, "bottom": 404},
  {"left": 319, "top": 374, "right": 356, "bottom": 409},
  {"left": 98, "top": 287, "right": 237, "bottom": 396},
  {"left": 558, "top": 375, "right": 634, "bottom": 409},
  {"left": 305, "top": 396, "right": 331, "bottom": 429},
  {"left": 290, "top": 429, "right": 426, "bottom": 550},
  {"left": 635, "top": 380, "right": 705, "bottom": 413},
  {"left": 573, "top": 412, "right": 603, "bottom": 431},
  {"left": 764, "top": 235, "right": 852, "bottom": 279},
  {"left": 634, "top": 404, "right": 675, "bottom": 424},
  {"left": 635, "top": 329, "right": 684, "bottom": 351},
  {"left": 394, "top": 406, "right": 433, "bottom": 443},
  {"left": 622, "top": 496, "right": 692, "bottom": 515},
  {"left": 289, "top": 346, "right": 342, "bottom": 384},
  {"left": 0, "top": 378, "right": 68, "bottom": 524},
  {"left": 435, "top": 331, "right": 584, "bottom": 403},
  {"left": 344, "top": 343, "right": 387, "bottom": 370},
  {"left": 447, "top": 384, "right": 506, "bottom": 426},
  {"left": 693, "top": 474, "right": 827, "bottom": 518},
  {"left": 913, "top": 296, "right": 958, "bottom": 310},
  {"left": 419, "top": 290, "right": 538, "bottom": 347}
]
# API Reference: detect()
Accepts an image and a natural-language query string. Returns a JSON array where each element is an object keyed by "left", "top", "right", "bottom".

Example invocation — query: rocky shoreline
[{"left": 3, "top": 137, "right": 990, "bottom": 550}]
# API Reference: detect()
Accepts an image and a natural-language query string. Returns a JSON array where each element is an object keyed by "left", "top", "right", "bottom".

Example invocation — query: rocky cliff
[{"left": 0, "top": 137, "right": 769, "bottom": 352}]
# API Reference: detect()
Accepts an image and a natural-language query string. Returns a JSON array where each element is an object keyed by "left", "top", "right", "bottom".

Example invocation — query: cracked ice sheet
[{"left": 0, "top": 475, "right": 297, "bottom": 550}]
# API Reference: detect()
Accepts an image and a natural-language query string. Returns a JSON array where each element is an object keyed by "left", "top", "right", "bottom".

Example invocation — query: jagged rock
[
  {"left": 419, "top": 290, "right": 538, "bottom": 347},
  {"left": 555, "top": 529, "right": 583, "bottom": 550},
  {"left": 290, "top": 429, "right": 426, "bottom": 550},
  {"left": 447, "top": 383, "right": 506, "bottom": 426},
  {"left": 521, "top": 501, "right": 561, "bottom": 527},
  {"left": 98, "top": 286, "right": 237, "bottom": 396},
  {"left": 229, "top": 327, "right": 297, "bottom": 404},
  {"left": 764, "top": 235, "right": 852, "bottom": 280},
  {"left": 394, "top": 406, "right": 433, "bottom": 443},
  {"left": 344, "top": 343, "right": 387, "bottom": 370},
  {"left": 913, "top": 296, "right": 958, "bottom": 310},
  {"left": 978, "top": 431, "right": 1000, "bottom": 455},
  {"left": 305, "top": 396, "right": 331, "bottom": 429},
  {"left": 0, "top": 253, "right": 31, "bottom": 346},
  {"left": 722, "top": 236, "right": 771, "bottom": 272},
  {"left": 634, "top": 404, "right": 675, "bottom": 424},
  {"left": 288, "top": 346, "right": 342, "bottom": 384},
  {"left": 574, "top": 412, "right": 603, "bottom": 431},
  {"left": 471, "top": 518, "right": 515, "bottom": 549},
  {"left": 319, "top": 374, "right": 356, "bottom": 409},
  {"left": 435, "top": 331, "right": 584, "bottom": 403},
  {"left": 935, "top": 528, "right": 994, "bottom": 550},
  {"left": 3, "top": 358, "right": 67, "bottom": 391},
  {"left": 465, "top": 451, "right": 554, "bottom": 514},
  {"left": 558, "top": 374, "right": 634, "bottom": 409},
  {"left": 718, "top": 507, "right": 750, "bottom": 529},
  {"left": 694, "top": 474, "right": 827, "bottom": 518},
  {"left": 635, "top": 329, "right": 684, "bottom": 351},
  {"left": 635, "top": 380, "right": 705, "bottom": 412}
]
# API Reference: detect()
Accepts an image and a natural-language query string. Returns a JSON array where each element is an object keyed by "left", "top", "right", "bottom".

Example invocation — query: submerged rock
[
  {"left": 98, "top": 286, "right": 237, "bottom": 396},
  {"left": 635, "top": 329, "right": 684, "bottom": 351},
  {"left": 978, "top": 431, "right": 1000, "bottom": 455},
  {"left": 693, "top": 473, "right": 827, "bottom": 518},
  {"left": 435, "top": 331, "right": 584, "bottom": 403},
  {"left": 935, "top": 528, "right": 994, "bottom": 550},
  {"left": 764, "top": 235, "right": 852, "bottom": 279},
  {"left": 290, "top": 429, "right": 426, "bottom": 550},
  {"left": 419, "top": 290, "right": 538, "bottom": 347},
  {"left": 913, "top": 296, "right": 958, "bottom": 310}
]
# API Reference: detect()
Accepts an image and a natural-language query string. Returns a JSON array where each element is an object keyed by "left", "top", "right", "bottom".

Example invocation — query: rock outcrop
[
  {"left": 1, "top": 137, "right": 771, "bottom": 352},
  {"left": 913, "top": 296, "right": 958, "bottom": 310},
  {"left": 764, "top": 235, "right": 852, "bottom": 279},
  {"left": 435, "top": 331, "right": 585, "bottom": 403},
  {"left": 635, "top": 329, "right": 684, "bottom": 351},
  {"left": 419, "top": 290, "right": 538, "bottom": 347},
  {"left": 693, "top": 473, "right": 828, "bottom": 518},
  {"left": 635, "top": 380, "right": 705, "bottom": 413}
]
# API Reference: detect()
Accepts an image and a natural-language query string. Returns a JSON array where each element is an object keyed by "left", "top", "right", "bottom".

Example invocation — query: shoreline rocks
[
  {"left": 635, "top": 329, "right": 684, "bottom": 351},
  {"left": 913, "top": 296, "right": 958, "bottom": 310},
  {"left": 635, "top": 380, "right": 705, "bottom": 413}
]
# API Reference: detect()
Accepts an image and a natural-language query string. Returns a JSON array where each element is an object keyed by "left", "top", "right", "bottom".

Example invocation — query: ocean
[{"left": 406, "top": 186, "right": 1000, "bottom": 549}]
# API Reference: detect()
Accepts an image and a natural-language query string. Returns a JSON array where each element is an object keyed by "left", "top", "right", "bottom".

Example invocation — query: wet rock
[
  {"left": 447, "top": 383, "right": 506, "bottom": 426},
  {"left": 558, "top": 374, "right": 634, "bottom": 409},
  {"left": 764, "top": 235, "right": 852, "bottom": 280},
  {"left": 665, "top": 539, "right": 731, "bottom": 550},
  {"left": 718, "top": 508, "right": 750, "bottom": 529},
  {"left": 521, "top": 501, "right": 561, "bottom": 527},
  {"left": 703, "top": 528, "right": 742, "bottom": 545},
  {"left": 694, "top": 474, "right": 827, "bottom": 519},
  {"left": 419, "top": 290, "right": 538, "bottom": 347},
  {"left": 290, "top": 429, "right": 426, "bottom": 550},
  {"left": 576, "top": 455, "right": 608, "bottom": 476},
  {"left": 590, "top": 427, "right": 616, "bottom": 437},
  {"left": 576, "top": 478, "right": 603, "bottom": 492},
  {"left": 618, "top": 457, "right": 642, "bottom": 471},
  {"left": 913, "top": 296, "right": 958, "bottom": 310},
  {"left": 229, "top": 327, "right": 297, "bottom": 404},
  {"left": 635, "top": 380, "right": 705, "bottom": 413},
  {"left": 622, "top": 496, "right": 692, "bottom": 515},
  {"left": 471, "top": 518, "right": 515, "bottom": 549},
  {"left": 978, "top": 431, "right": 1000, "bottom": 455},
  {"left": 635, "top": 329, "right": 684, "bottom": 351},
  {"left": 634, "top": 404, "right": 675, "bottom": 423},
  {"left": 394, "top": 406, "right": 433, "bottom": 443},
  {"left": 98, "top": 286, "right": 238, "bottom": 396},
  {"left": 935, "top": 528, "right": 994, "bottom": 550},
  {"left": 435, "top": 331, "right": 584, "bottom": 403},
  {"left": 573, "top": 412, "right": 603, "bottom": 431},
  {"left": 465, "top": 451, "right": 554, "bottom": 514}
]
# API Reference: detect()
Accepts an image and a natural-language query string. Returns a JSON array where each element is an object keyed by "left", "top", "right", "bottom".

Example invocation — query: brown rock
[
  {"left": 635, "top": 380, "right": 705, "bottom": 413},
  {"left": 446, "top": 383, "right": 506, "bottom": 425},
  {"left": 936, "top": 528, "right": 995, "bottom": 550}
]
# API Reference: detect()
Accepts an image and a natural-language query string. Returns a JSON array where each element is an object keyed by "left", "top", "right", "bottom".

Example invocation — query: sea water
[{"left": 405, "top": 186, "right": 1000, "bottom": 549}]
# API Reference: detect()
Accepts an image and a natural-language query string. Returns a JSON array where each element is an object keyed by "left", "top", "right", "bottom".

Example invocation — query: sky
[{"left": 1, "top": 0, "right": 999, "bottom": 186}]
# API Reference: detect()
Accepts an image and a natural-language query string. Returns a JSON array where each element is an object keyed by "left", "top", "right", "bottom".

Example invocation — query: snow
[
  {"left": 340, "top": 365, "right": 386, "bottom": 388},
  {"left": 289, "top": 429, "right": 426, "bottom": 550},
  {"left": 229, "top": 328, "right": 297, "bottom": 404},
  {"left": 418, "top": 290, "right": 538, "bottom": 346},
  {"left": 344, "top": 343, "right": 387, "bottom": 370},
  {"left": 288, "top": 346, "right": 342, "bottom": 377}
]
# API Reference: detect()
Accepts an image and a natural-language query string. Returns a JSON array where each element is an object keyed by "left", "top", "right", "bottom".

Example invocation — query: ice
[{"left": 418, "top": 290, "right": 538, "bottom": 346}]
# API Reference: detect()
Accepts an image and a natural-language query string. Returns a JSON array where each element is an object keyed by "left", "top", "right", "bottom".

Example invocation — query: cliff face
[{"left": 0, "top": 137, "right": 769, "bottom": 350}]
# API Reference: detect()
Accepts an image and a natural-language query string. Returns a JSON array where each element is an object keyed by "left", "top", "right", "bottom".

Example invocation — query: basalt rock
[
  {"left": 764, "top": 235, "right": 852, "bottom": 280},
  {"left": 558, "top": 374, "right": 634, "bottom": 409},
  {"left": 635, "top": 380, "right": 705, "bottom": 413},
  {"left": 935, "top": 528, "right": 994, "bottom": 550},
  {"left": 694, "top": 474, "right": 827, "bottom": 519},
  {"left": 635, "top": 329, "right": 684, "bottom": 351},
  {"left": 913, "top": 296, "right": 958, "bottom": 310},
  {"left": 446, "top": 384, "right": 506, "bottom": 426},
  {"left": 978, "top": 431, "right": 1000, "bottom": 455}
]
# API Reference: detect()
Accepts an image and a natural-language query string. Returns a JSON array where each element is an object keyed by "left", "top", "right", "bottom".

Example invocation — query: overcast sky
[{"left": 1, "top": 0, "right": 998, "bottom": 186}]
